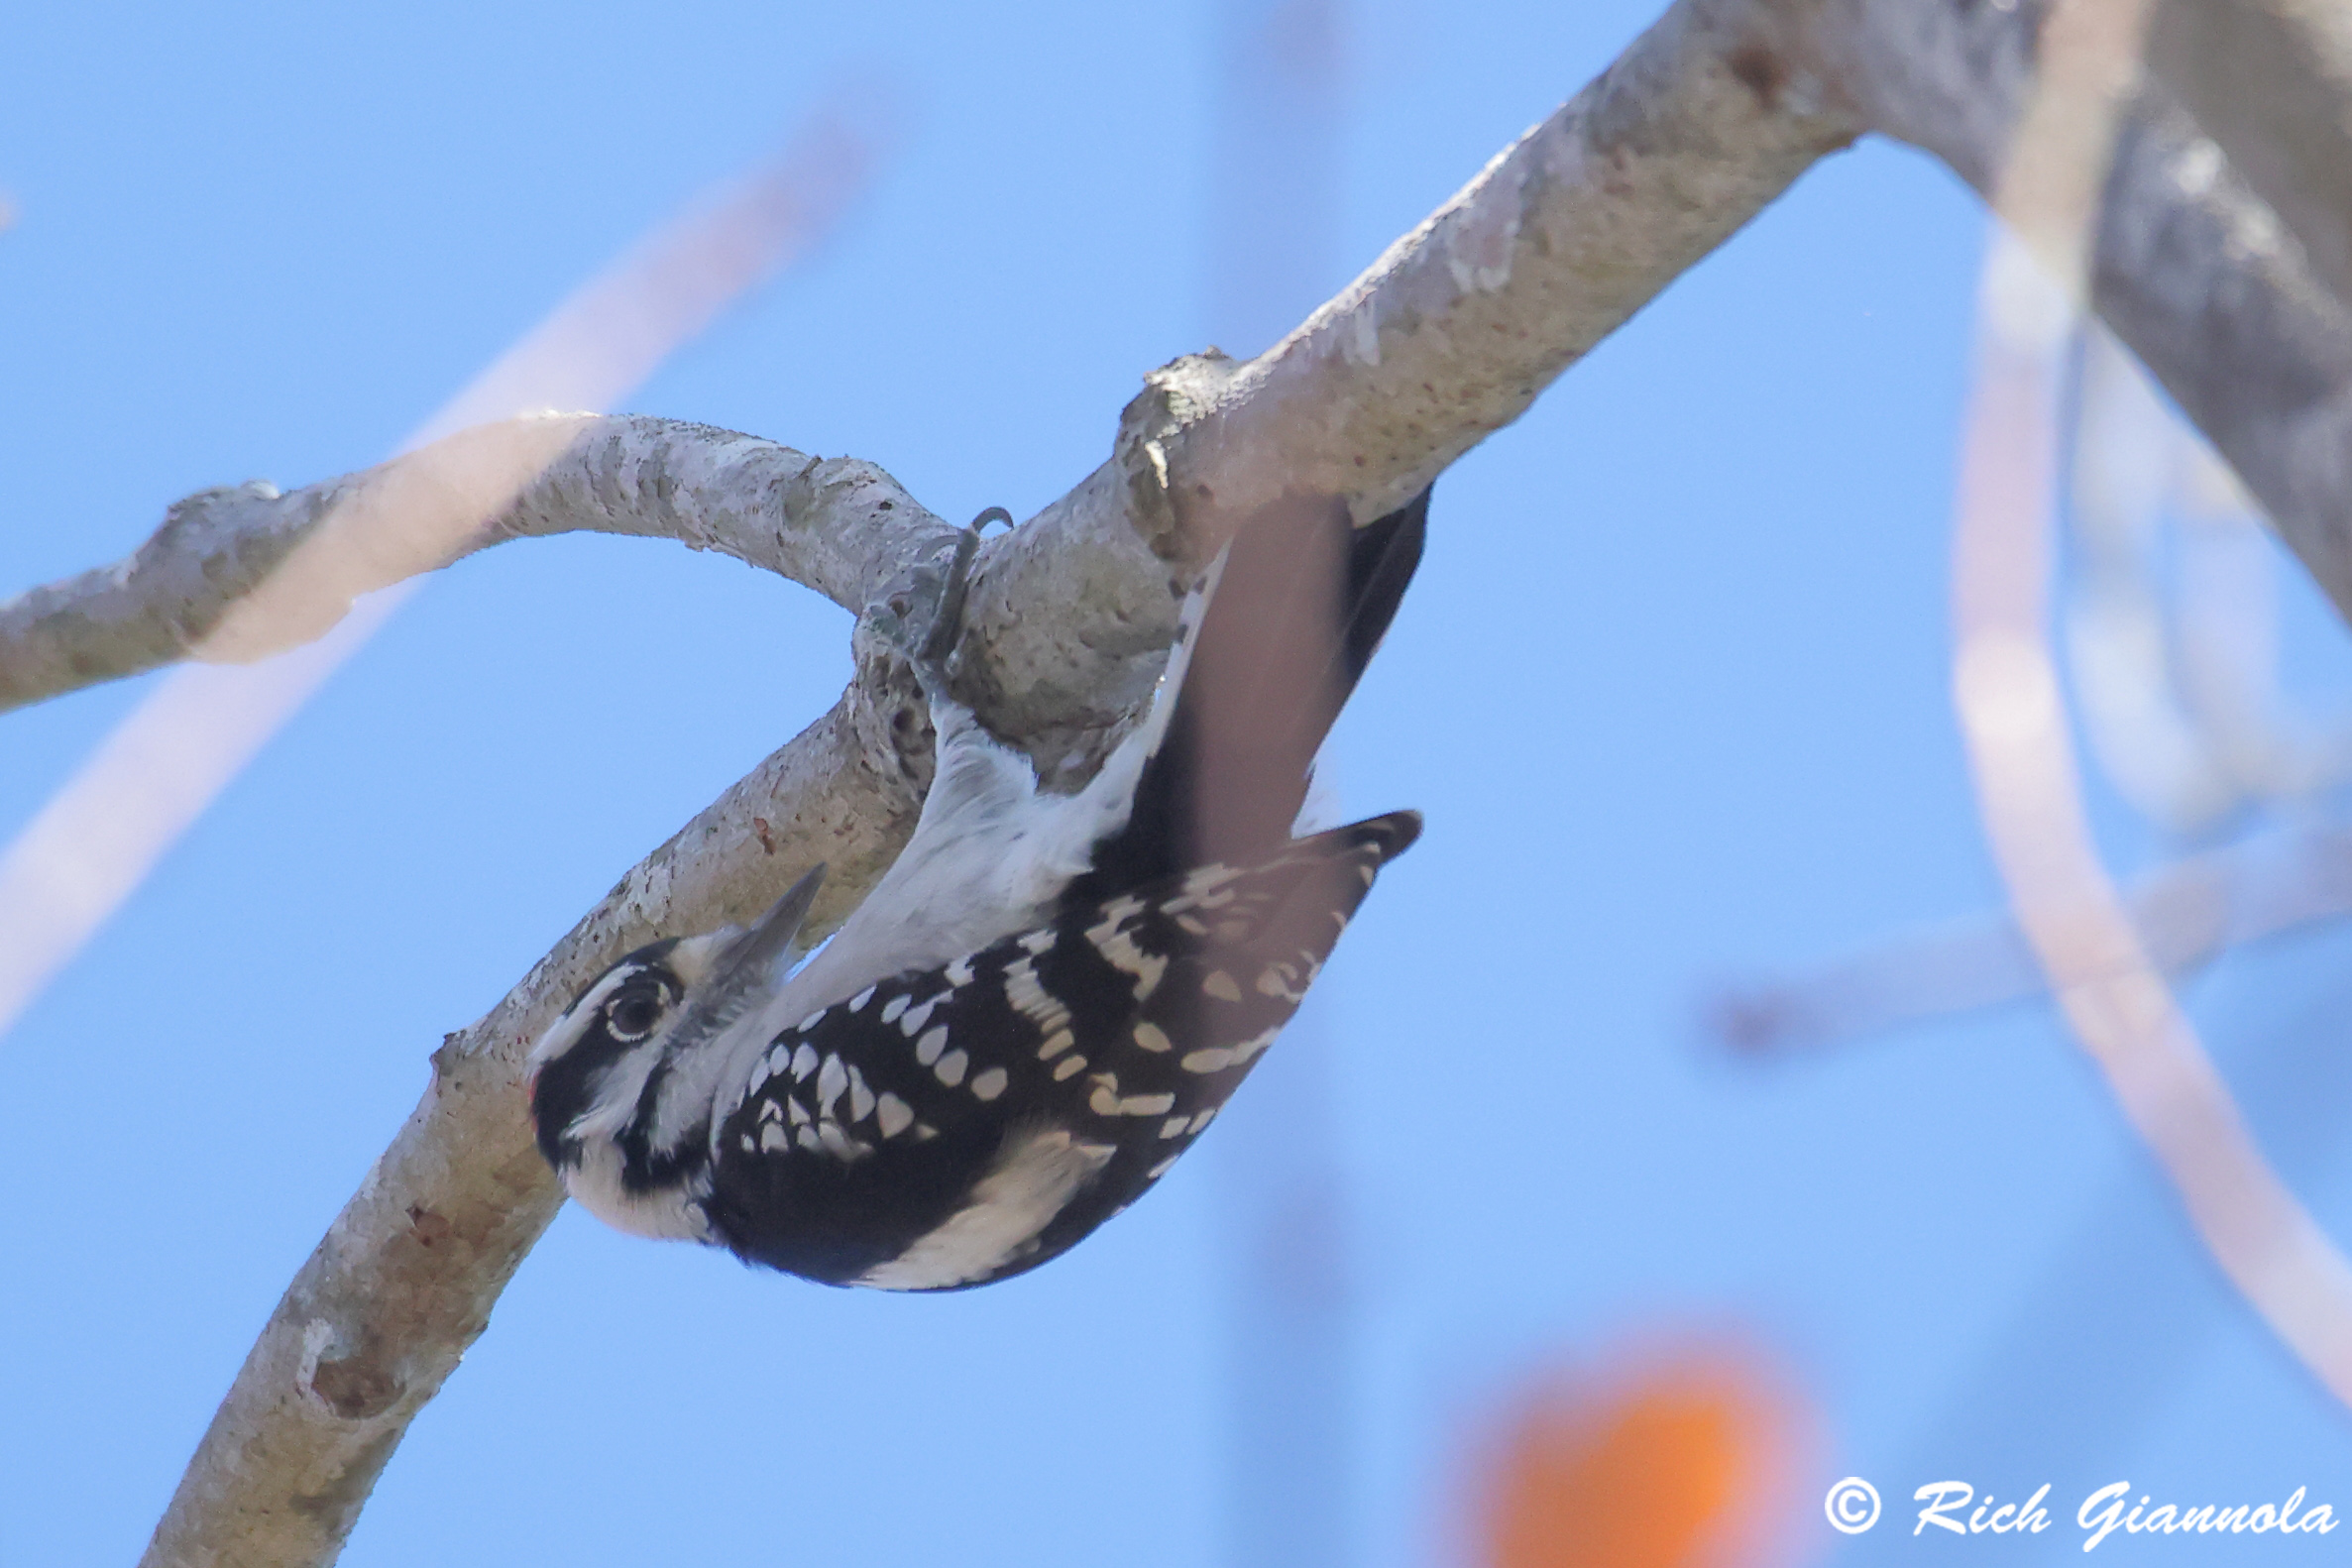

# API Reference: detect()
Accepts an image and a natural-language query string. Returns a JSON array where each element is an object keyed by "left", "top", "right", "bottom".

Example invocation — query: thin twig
[{"left": 1709, "top": 817, "right": 2352, "bottom": 1054}]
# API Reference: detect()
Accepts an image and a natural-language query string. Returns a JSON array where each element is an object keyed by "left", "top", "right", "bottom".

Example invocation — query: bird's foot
[{"left": 863, "top": 519, "right": 988, "bottom": 700}]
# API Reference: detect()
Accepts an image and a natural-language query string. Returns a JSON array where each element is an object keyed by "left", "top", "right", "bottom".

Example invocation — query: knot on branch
[
  {"left": 1115, "top": 350, "right": 1246, "bottom": 565},
  {"left": 142, "top": 481, "right": 297, "bottom": 646},
  {"left": 298, "top": 1318, "right": 405, "bottom": 1422},
  {"left": 1726, "top": 41, "right": 1789, "bottom": 110},
  {"left": 152, "top": 479, "right": 285, "bottom": 555}
]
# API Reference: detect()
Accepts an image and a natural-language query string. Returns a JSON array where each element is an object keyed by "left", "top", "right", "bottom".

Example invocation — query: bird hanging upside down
[{"left": 528, "top": 485, "right": 1429, "bottom": 1289}]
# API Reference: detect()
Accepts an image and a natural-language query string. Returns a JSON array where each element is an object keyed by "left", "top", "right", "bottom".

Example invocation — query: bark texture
[{"left": 0, "top": 415, "right": 949, "bottom": 713}]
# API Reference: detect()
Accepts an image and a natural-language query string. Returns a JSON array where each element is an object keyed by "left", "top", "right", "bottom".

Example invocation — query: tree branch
[
  {"left": 141, "top": 674, "right": 938, "bottom": 1567},
  {"left": 1121, "top": 0, "right": 1860, "bottom": 528},
  {"left": 0, "top": 414, "right": 947, "bottom": 713}
]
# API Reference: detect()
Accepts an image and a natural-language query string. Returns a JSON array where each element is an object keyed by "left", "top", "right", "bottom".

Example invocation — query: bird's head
[
  {"left": 528, "top": 941, "right": 693, "bottom": 1168},
  {"left": 526, "top": 865, "right": 828, "bottom": 1234}
]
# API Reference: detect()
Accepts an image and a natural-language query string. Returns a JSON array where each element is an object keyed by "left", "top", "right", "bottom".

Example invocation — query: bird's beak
[{"left": 661, "top": 864, "right": 829, "bottom": 1058}]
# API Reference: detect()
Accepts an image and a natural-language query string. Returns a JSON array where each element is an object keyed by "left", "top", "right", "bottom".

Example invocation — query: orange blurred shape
[{"left": 1479, "top": 1348, "right": 1807, "bottom": 1568}]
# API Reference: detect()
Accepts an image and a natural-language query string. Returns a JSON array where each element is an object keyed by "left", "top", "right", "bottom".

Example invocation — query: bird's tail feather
[{"left": 1074, "top": 487, "right": 1430, "bottom": 897}]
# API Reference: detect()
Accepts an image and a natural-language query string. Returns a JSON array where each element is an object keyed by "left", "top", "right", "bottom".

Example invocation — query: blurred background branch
[
  {"left": 1929, "top": 0, "right": 2352, "bottom": 1409},
  {"left": 1712, "top": 817, "right": 2352, "bottom": 1056}
]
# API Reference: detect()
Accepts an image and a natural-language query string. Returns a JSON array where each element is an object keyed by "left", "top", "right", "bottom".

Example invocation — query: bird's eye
[{"left": 606, "top": 988, "right": 667, "bottom": 1042}]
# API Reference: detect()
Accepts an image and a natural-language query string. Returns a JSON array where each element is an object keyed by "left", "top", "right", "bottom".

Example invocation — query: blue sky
[{"left": 7, "top": 2, "right": 2352, "bottom": 1564}]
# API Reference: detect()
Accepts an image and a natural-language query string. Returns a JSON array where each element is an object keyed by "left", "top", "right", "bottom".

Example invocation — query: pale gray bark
[
  {"left": 1, "top": 0, "right": 2328, "bottom": 1563},
  {"left": 0, "top": 415, "right": 948, "bottom": 713},
  {"left": 140, "top": 684, "right": 938, "bottom": 1567},
  {"left": 1133, "top": 0, "right": 1856, "bottom": 529}
]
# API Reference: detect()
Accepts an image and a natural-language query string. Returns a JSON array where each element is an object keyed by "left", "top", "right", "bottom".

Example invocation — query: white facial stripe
[{"left": 528, "top": 963, "right": 650, "bottom": 1066}]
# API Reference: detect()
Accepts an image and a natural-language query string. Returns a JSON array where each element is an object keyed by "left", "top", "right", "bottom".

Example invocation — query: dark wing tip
[{"left": 1346, "top": 808, "right": 1423, "bottom": 860}]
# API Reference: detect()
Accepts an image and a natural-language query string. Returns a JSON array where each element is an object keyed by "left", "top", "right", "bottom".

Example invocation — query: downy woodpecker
[{"left": 529, "top": 487, "right": 1428, "bottom": 1289}]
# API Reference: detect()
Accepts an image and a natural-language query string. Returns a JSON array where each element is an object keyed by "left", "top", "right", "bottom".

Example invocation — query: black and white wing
[{"left": 703, "top": 811, "right": 1420, "bottom": 1290}]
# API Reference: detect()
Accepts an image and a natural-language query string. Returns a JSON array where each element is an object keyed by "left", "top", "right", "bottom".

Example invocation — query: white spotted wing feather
[{"left": 701, "top": 812, "right": 1418, "bottom": 1289}]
